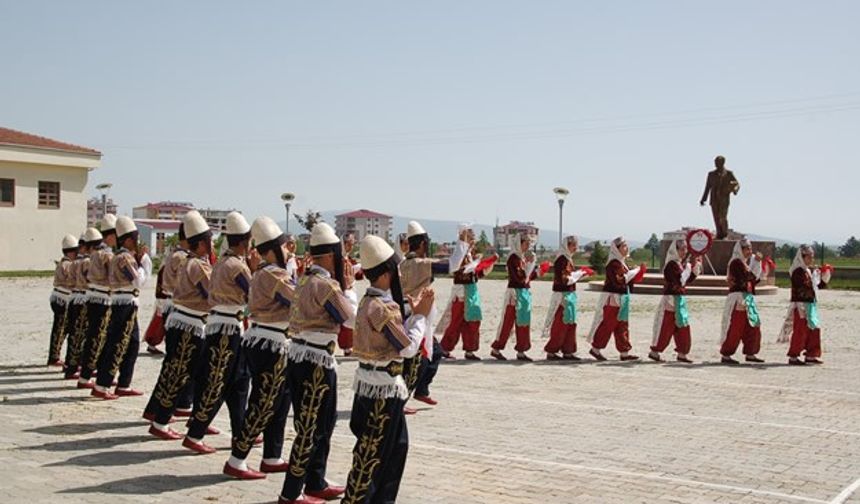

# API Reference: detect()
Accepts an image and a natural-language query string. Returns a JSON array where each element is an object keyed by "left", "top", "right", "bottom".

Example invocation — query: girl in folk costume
[
  {"left": 719, "top": 239, "right": 768, "bottom": 364},
  {"left": 78, "top": 215, "right": 117, "bottom": 389},
  {"left": 184, "top": 212, "right": 255, "bottom": 455},
  {"left": 285, "top": 234, "right": 302, "bottom": 283},
  {"left": 542, "top": 235, "right": 593, "bottom": 361},
  {"left": 649, "top": 239, "right": 702, "bottom": 363},
  {"left": 92, "top": 216, "right": 152, "bottom": 399},
  {"left": 437, "top": 224, "right": 496, "bottom": 360},
  {"left": 278, "top": 222, "right": 356, "bottom": 504},
  {"left": 63, "top": 231, "right": 98, "bottom": 378},
  {"left": 587, "top": 236, "right": 647, "bottom": 361},
  {"left": 145, "top": 211, "right": 212, "bottom": 436},
  {"left": 338, "top": 231, "right": 364, "bottom": 356},
  {"left": 341, "top": 235, "right": 435, "bottom": 504},
  {"left": 223, "top": 217, "right": 295, "bottom": 480},
  {"left": 48, "top": 234, "right": 79, "bottom": 367},
  {"left": 777, "top": 245, "right": 831, "bottom": 365},
  {"left": 491, "top": 233, "right": 544, "bottom": 361}
]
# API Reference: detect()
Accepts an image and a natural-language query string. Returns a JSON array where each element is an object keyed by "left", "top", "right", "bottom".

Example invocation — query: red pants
[
  {"left": 651, "top": 310, "right": 691, "bottom": 354},
  {"left": 440, "top": 299, "right": 481, "bottom": 352},
  {"left": 544, "top": 306, "right": 577, "bottom": 354},
  {"left": 492, "top": 304, "right": 531, "bottom": 352},
  {"left": 338, "top": 326, "right": 353, "bottom": 350},
  {"left": 590, "top": 305, "right": 632, "bottom": 352},
  {"left": 720, "top": 310, "right": 761, "bottom": 356},
  {"left": 788, "top": 310, "right": 822, "bottom": 358}
]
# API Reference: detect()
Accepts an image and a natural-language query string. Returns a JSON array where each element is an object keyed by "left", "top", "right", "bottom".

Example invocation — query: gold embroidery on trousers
[
  {"left": 51, "top": 306, "right": 69, "bottom": 360},
  {"left": 194, "top": 333, "right": 235, "bottom": 423},
  {"left": 405, "top": 355, "right": 421, "bottom": 391},
  {"left": 87, "top": 306, "right": 112, "bottom": 370},
  {"left": 154, "top": 330, "right": 195, "bottom": 408},
  {"left": 288, "top": 365, "right": 331, "bottom": 478},
  {"left": 109, "top": 308, "right": 137, "bottom": 377},
  {"left": 234, "top": 354, "right": 287, "bottom": 453},
  {"left": 69, "top": 304, "right": 88, "bottom": 367},
  {"left": 342, "top": 399, "right": 390, "bottom": 504}
]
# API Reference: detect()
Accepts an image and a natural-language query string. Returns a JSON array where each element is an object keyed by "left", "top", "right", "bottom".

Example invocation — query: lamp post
[
  {"left": 281, "top": 192, "right": 295, "bottom": 234},
  {"left": 553, "top": 187, "right": 569, "bottom": 250},
  {"left": 96, "top": 183, "right": 113, "bottom": 218}
]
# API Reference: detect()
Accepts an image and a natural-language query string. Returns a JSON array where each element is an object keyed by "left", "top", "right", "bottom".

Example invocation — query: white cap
[
  {"left": 251, "top": 216, "right": 283, "bottom": 245},
  {"left": 406, "top": 220, "right": 427, "bottom": 239},
  {"left": 62, "top": 234, "right": 79, "bottom": 250},
  {"left": 183, "top": 210, "right": 210, "bottom": 239},
  {"left": 116, "top": 216, "right": 137, "bottom": 237},
  {"left": 359, "top": 235, "right": 395, "bottom": 270},
  {"left": 84, "top": 227, "right": 103, "bottom": 242},
  {"left": 78, "top": 233, "right": 86, "bottom": 242},
  {"left": 225, "top": 211, "right": 251, "bottom": 235},
  {"left": 100, "top": 213, "right": 117, "bottom": 232},
  {"left": 310, "top": 222, "right": 339, "bottom": 247}
]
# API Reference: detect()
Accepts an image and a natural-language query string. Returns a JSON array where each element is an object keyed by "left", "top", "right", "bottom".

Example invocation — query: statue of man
[{"left": 700, "top": 155, "right": 740, "bottom": 239}]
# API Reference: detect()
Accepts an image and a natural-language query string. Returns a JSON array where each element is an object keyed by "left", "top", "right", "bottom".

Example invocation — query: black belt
[
  {"left": 292, "top": 338, "right": 336, "bottom": 355},
  {"left": 211, "top": 309, "right": 245, "bottom": 321},
  {"left": 114, "top": 289, "right": 141, "bottom": 297},
  {"left": 251, "top": 322, "right": 287, "bottom": 335},
  {"left": 173, "top": 307, "right": 208, "bottom": 322},
  {"left": 359, "top": 361, "right": 404, "bottom": 377},
  {"left": 88, "top": 286, "right": 111, "bottom": 295}
]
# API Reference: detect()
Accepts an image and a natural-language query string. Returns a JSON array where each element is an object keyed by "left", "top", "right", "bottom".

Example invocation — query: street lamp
[
  {"left": 553, "top": 187, "right": 569, "bottom": 249},
  {"left": 96, "top": 183, "right": 113, "bottom": 217},
  {"left": 281, "top": 192, "right": 295, "bottom": 234}
]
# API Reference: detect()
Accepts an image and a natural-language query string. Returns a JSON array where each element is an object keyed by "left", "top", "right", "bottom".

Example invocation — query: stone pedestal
[{"left": 659, "top": 229, "right": 776, "bottom": 286}]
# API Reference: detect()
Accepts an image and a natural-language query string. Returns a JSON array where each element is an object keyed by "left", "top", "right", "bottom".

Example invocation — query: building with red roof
[{"left": 335, "top": 209, "right": 393, "bottom": 242}]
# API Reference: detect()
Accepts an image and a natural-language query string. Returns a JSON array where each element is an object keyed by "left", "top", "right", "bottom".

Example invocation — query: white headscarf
[
  {"left": 727, "top": 239, "right": 751, "bottom": 280},
  {"left": 608, "top": 236, "right": 627, "bottom": 265},
  {"left": 663, "top": 239, "right": 683, "bottom": 272},
  {"left": 790, "top": 245, "right": 813, "bottom": 275},
  {"left": 558, "top": 235, "right": 577, "bottom": 261}
]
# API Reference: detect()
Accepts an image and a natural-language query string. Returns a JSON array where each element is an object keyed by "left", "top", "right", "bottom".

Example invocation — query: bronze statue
[{"left": 700, "top": 155, "right": 740, "bottom": 239}]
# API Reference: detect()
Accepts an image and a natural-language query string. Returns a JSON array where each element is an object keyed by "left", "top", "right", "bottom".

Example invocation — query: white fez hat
[
  {"left": 225, "top": 211, "right": 251, "bottom": 235},
  {"left": 116, "top": 216, "right": 137, "bottom": 237},
  {"left": 360, "top": 235, "right": 395, "bottom": 270},
  {"left": 406, "top": 220, "right": 427, "bottom": 239},
  {"left": 84, "top": 227, "right": 103, "bottom": 242},
  {"left": 183, "top": 210, "right": 210, "bottom": 239},
  {"left": 100, "top": 213, "right": 117, "bottom": 232},
  {"left": 62, "top": 234, "right": 79, "bottom": 250},
  {"left": 251, "top": 216, "right": 283, "bottom": 245},
  {"left": 310, "top": 222, "right": 339, "bottom": 247}
]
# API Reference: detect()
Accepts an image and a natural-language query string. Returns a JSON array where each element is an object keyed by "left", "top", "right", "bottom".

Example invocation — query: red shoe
[
  {"left": 305, "top": 485, "right": 346, "bottom": 501},
  {"left": 403, "top": 406, "right": 417, "bottom": 415},
  {"left": 49, "top": 359, "right": 64, "bottom": 368},
  {"left": 260, "top": 460, "right": 290, "bottom": 473},
  {"left": 174, "top": 408, "right": 192, "bottom": 418},
  {"left": 182, "top": 437, "right": 217, "bottom": 454},
  {"left": 413, "top": 395, "right": 437, "bottom": 406},
  {"left": 223, "top": 462, "right": 267, "bottom": 480},
  {"left": 114, "top": 387, "right": 144, "bottom": 397},
  {"left": 91, "top": 388, "right": 119, "bottom": 400},
  {"left": 278, "top": 496, "right": 325, "bottom": 504},
  {"left": 64, "top": 372, "right": 81, "bottom": 380},
  {"left": 148, "top": 425, "right": 183, "bottom": 440},
  {"left": 77, "top": 381, "right": 94, "bottom": 390}
]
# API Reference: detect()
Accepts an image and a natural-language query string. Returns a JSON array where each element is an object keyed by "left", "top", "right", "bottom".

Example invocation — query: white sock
[
  {"left": 263, "top": 457, "right": 284, "bottom": 465},
  {"left": 228, "top": 455, "right": 248, "bottom": 471},
  {"left": 78, "top": 377, "right": 89, "bottom": 385},
  {"left": 620, "top": 351, "right": 629, "bottom": 357},
  {"left": 152, "top": 421, "right": 169, "bottom": 432},
  {"left": 186, "top": 436, "right": 202, "bottom": 444},
  {"left": 94, "top": 384, "right": 107, "bottom": 392}
]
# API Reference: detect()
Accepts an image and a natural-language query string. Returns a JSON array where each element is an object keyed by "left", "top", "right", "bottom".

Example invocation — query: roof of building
[
  {"left": 336, "top": 209, "right": 391, "bottom": 219},
  {"left": 496, "top": 221, "right": 539, "bottom": 232},
  {"left": 0, "top": 127, "right": 101, "bottom": 156},
  {"left": 135, "top": 201, "right": 195, "bottom": 211},
  {"left": 134, "top": 219, "right": 183, "bottom": 231}
]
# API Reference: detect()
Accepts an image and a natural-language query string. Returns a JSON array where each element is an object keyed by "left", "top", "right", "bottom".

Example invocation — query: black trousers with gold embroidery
[
  {"left": 79, "top": 302, "right": 110, "bottom": 380},
  {"left": 230, "top": 342, "right": 288, "bottom": 460},
  {"left": 95, "top": 303, "right": 140, "bottom": 389},
  {"left": 62, "top": 301, "right": 86, "bottom": 378},
  {"left": 414, "top": 338, "right": 443, "bottom": 398},
  {"left": 402, "top": 354, "right": 421, "bottom": 394},
  {"left": 149, "top": 326, "right": 205, "bottom": 425},
  {"left": 188, "top": 328, "right": 251, "bottom": 440},
  {"left": 342, "top": 394, "right": 409, "bottom": 504},
  {"left": 144, "top": 326, "right": 197, "bottom": 417},
  {"left": 48, "top": 300, "right": 68, "bottom": 364},
  {"left": 280, "top": 360, "right": 337, "bottom": 500}
]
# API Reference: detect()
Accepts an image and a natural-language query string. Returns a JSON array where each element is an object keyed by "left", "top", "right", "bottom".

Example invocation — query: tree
[
  {"left": 777, "top": 243, "right": 798, "bottom": 260},
  {"left": 645, "top": 233, "right": 660, "bottom": 267},
  {"left": 295, "top": 210, "right": 323, "bottom": 232},
  {"left": 475, "top": 230, "right": 491, "bottom": 254},
  {"left": 589, "top": 241, "right": 608, "bottom": 274},
  {"left": 812, "top": 241, "right": 837, "bottom": 261},
  {"left": 840, "top": 236, "right": 860, "bottom": 258},
  {"left": 213, "top": 234, "right": 225, "bottom": 258}
]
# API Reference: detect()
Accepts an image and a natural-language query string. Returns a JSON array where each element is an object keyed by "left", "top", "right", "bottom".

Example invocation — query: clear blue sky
[{"left": 3, "top": 1, "right": 858, "bottom": 243}]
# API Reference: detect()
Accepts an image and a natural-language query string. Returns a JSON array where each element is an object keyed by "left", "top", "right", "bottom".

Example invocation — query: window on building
[
  {"left": 38, "top": 181, "right": 60, "bottom": 209},
  {"left": 0, "top": 178, "right": 14, "bottom": 207}
]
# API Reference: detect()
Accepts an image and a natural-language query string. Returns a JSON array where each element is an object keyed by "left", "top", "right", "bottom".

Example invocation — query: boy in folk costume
[
  {"left": 491, "top": 234, "right": 540, "bottom": 361},
  {"left": 341, "top": 235, "right": 435, "bottom": 504},
  {"left": 223, "top": 216, "right": 295, "bottom": 480},
  {"left": 778, "top": 245, "right": 831, "bottom": 365},
  {"left": 338, "top": 231, "right": 363, "bottom": 356},
  {"left": 144, "top": 224, "right": 189, "bottom": 356},
  {"left": 719, "top": 239, "right": 767, "bottom": 364},
  {"left": 184, "top": 212, "right": 255, "bottom": 454},
  {"left": 649, "top": 239, "right": 702, "bottom": 363},
  {"left": 588, "top": 236, "right": 646, "bottom": 362},
  {"left": 438, "top": 224, "right": 495, "bottom": 360},
  {"left": 542, "top": 235, "right": 593, "bottom": 360},
  {"left": 146, "top": 211, "right": 213, "bottom": 437},
  {"left": 63, "top": 231, "right": 98, "bottom": 378},
  {"left": 278, "top": 222, "right": 356, "bottom": 504},
  {"left": 400, "top": 221, "right": 448, "bottom": 407},
  {"left": 78, "top": 215, "right": 117, "bottom": 389},
  {"left": 48, "top": 234, "right": 79, "bottom": 367},
  {"left": 92, "top": 216, "right": 152, "bottom": 399}
]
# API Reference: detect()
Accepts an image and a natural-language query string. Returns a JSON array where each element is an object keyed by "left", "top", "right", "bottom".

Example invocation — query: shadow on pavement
[
  {"left": 0, "top": 395, "right": 84, "bottom": 406},
  {"left": 58, "top": 473, "right": 228, "bottom": 495},
  {"left": 17, "top": 434, "right": 155, "bottom": 452},
  {"left": 45, "top": 448, "right": 189, "bottom": 467},
  {"left": 25, "top": 420, "right": 144, "bottom": 436},
  {"left": 0, "top": 375, "right": 65, "bottom": 384},
  {"left": 0, "top": 384, "right": 81, "bottom": 396}
]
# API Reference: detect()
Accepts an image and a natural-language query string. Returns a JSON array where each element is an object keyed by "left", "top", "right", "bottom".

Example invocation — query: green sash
[
  {"left": 464, "top": 283, "right": 482, "bottom": 322},
  {"left": 515, "top": 288, "right": 532, "bottom": 326},
  {"left": 674, "top": 295, "right": 690, "bottom": 328},
  {"left": 806, "top": 302, "right": 820, "bottom": 330},
  {"left": 744, "top": 293, "right": 761, "bottom": 327},
  {"left": 619, "top": 290, "right": 632, "bottom": 322},
  {"left": 562, "top": 292, "right": 578, "bottom": 324}
]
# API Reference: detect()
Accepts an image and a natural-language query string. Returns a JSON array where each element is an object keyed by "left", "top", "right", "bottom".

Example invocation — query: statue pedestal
[{"left": 658, "top": 229, "right": 776, "bottom": 285}]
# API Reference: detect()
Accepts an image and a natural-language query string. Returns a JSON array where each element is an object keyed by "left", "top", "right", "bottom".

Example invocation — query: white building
[
  {"left": 0, "top": 127, "right": 101, "bottom": 271},
  {"left": 335, "top": 209, "right": 393, "bottom": 242}
]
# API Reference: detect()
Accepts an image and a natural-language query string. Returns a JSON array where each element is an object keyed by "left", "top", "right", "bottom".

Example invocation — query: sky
[{"left": 2, "top": 1, "right": 859, "bottom": 243}]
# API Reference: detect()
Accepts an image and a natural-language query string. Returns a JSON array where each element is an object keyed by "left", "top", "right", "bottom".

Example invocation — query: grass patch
[{"left": 0, "top": 270, "right": 53, "bottom": 278}]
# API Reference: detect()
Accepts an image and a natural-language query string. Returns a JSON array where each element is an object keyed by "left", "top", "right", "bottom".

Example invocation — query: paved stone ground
[{"left": 1, "top": 277, "right": 859, "bottom": 504}]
